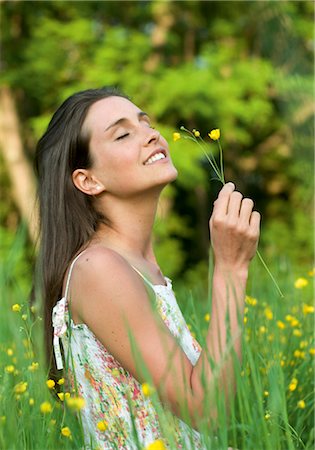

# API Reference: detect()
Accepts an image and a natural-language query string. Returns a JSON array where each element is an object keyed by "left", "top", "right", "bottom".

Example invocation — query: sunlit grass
[{"left": 0, "top": 234, "right": 314, "bottom": 449}]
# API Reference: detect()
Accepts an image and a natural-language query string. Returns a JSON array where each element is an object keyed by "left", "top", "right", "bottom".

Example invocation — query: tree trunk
[{"left": 0, "top": 85, "right": 38, "bottom": 242}]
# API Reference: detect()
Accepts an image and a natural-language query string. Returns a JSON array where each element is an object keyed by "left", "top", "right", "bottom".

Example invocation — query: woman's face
[{"left": 82, "top": 96, "right": 178, "bottom": 198}]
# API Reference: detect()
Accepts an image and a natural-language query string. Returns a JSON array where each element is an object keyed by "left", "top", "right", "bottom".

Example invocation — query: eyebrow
[{"left": 104, "top": 111, "right": 149, "bottom": 132}]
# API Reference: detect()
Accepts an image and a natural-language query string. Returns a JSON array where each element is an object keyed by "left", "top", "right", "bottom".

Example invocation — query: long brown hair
[{"left": 34, "top": 87, "right": 127, "bottom": 373}]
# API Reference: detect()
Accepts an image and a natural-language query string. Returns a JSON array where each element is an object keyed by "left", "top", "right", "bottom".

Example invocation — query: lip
[{"left": 143, "top": 148, "right": 168, "bottom": 165}]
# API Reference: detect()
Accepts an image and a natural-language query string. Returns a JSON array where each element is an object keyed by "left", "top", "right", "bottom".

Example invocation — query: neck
[{"left": 92, "top": 190, "right": 160, "bottom": 263}]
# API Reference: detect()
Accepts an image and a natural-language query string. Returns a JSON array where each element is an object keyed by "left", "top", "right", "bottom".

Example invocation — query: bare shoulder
[{"left": 69, "top": 246, "right": 148, "bottom": 320}]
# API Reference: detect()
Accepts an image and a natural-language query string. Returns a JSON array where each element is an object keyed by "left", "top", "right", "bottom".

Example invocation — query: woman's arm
[{"left": 69, "top": 183, "right": 260, "bottom": 427}]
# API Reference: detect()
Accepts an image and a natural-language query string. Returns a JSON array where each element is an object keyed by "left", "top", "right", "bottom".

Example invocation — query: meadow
[{"left": 0, "top": 230, "right": 314, "bottom": 450}]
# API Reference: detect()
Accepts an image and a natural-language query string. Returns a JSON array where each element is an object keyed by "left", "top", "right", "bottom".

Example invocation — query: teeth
[{"left": 144, "top": 152, "right": 166, "bottom": 165}]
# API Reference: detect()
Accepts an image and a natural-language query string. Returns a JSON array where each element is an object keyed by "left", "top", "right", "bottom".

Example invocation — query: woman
[{"left": 35, "top": 87, "right": 260, "bottom": 449}]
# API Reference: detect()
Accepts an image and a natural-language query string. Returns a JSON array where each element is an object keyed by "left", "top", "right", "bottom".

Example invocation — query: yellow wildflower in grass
[
  {"left": 57, "top": 392, "right": 71, "bottom": 401},
  {"left": 299, "top": 340, "right": 308, "bottom": 349},
  {"left": 293, "top": 350, "right": 305, "bottom": 359},
  {"left": 243, "top": 316, "right": 248, "bottom": 324},
  {"left": 303, "top": 304, "right": 314, "bottom": 315},
  {"left": 294, "top": 278, "right": 308, "bottom": 289},
  {"left": 308, "top": 268, "right": 315, "bottom": 276},
  {"left": 204, "top": 313, "right": 210, "bottom": 322},
  {"left": 5, "top": 365, "right": 15, "bottom": 374},
  {"left": 193, "top": 129, "right": 200, "bottom": 137},
  {"left": 264, "top": 391, "right": 269, "bottom": 397},
  {"left": 289, "top": 378, "right": 298, "bottom": 392},
  {"left": 66, "top": 396, "right": 85, "bottom": 411},
  {"left": 142, "top": 383, "right": 155, "bottom": 397},
  {"left": 208, "top": 129, "right": 220, "bottom": 141},
  {"left": 28, "top": 362, "right": 39, "bottom": 372},
  {"left": 264, "top": 307, "right": 273, "bottom": 320},
  {"left": 29, "top": 398, "right": 35, "bottom": 406},
  {"left": 293, "top": 329, "right": 302, "bottom": 337},
  {"left": 46, "top": 379, "right": 55, "bottom": 389},
  {"left": 146, "top": 439, "right": 167, "bottom": 450},
  {"left": 14, "top": 381, "right": 28, "bottom": 394},
  {"left": 290, "top": 318, "right": 300, "bottom": 327},
  {"left": 277, "top": 320, "right": 286, "bottom": 330},
  {"left": 12, "top": 304, "right": 21, "bottom": 312},
  {"left": 61, "top": 426, "right": 71, "bottom": 438},
  {"left": 173, "top": 132, "right": 181, "bottom": 142},
  {"left": 57, "top": 377, "right": 65, "bottom": 385},
  {"left": 245, "top": 295, "right": 258, "bottom": 306},
  {"left": 264, "top": 412, "right": 271, "bottom": 421},
  {"left": 97, "top": 420, "right": 108, "bottom": 432},
  {"left": 7, "top": 348, "right": 13, "bottom": 356},
  {"left": 297, "top": 400, "right": 306, "bottom": 409},
  {"left": 30, "top": 305, "right": 36, "bottom": 314},
  {"left": 22, "top": 314, "right": 27, "bottom": 321},
  {"left": 259, "top": 325, "right": 267, "bottom": 334},
  {"left": 40, "top": 401, "right": 53, "bottom": 414},
  {"left": 309, "top": 348, "right": 315, "bottom": 356}
]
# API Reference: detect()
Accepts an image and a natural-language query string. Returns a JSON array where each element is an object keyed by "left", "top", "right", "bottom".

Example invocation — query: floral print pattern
[{"left": 53, "top": 266, "right": 204, "bottom": 449}]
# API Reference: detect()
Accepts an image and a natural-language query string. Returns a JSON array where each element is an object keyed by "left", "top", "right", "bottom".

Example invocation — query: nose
[{"left": 144, "top": 127, "right": 160, "bottom": 146}]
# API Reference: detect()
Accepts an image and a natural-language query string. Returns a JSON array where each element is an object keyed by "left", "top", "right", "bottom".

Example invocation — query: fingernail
[{"left": 226, "top": 182, "right": 235, "bottom": 189}]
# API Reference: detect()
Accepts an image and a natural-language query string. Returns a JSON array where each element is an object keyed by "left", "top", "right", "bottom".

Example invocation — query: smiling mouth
[{"left": 143, "top": 151, "right": 167, "bottom": 165}]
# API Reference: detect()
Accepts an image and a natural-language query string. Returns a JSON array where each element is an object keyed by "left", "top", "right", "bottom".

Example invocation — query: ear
[{"left": 72, "top": 169, "right": 105, "bottom": 196}]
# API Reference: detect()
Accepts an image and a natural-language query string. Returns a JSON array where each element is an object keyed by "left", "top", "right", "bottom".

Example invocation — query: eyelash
[{"left": 116, "top": 133, "right": 129, "bottom": 141}]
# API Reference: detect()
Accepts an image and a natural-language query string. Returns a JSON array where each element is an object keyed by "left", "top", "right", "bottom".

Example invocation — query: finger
[
  {"left": 227, "top": 191, "right": 243, "bottom": 219},
  {"left": 214, "top": 182, "right": 235, "bottom": 216},
  {"left": 239, "top": 198, "right": 254, "bottom": 226},
  {"left": 250, "top": 211, "right": 261, "bottom": 234}
]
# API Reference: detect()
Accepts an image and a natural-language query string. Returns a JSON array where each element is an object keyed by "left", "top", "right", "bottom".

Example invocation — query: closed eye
[{"left": 116, "top": 133, "right": 129, "bottom": 141}]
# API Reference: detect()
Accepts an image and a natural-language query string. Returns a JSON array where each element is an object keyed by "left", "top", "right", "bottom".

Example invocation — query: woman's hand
[{"left": 209, "top": 182, "right": 260, "bottom": 273}]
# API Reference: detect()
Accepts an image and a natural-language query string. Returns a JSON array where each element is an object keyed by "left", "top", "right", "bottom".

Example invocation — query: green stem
[
  {"left": 256, "top": 249, "right": 284, "bottom": 298},
  {"left": 217, "top": 139, "right": 225, "bottom": 184}
]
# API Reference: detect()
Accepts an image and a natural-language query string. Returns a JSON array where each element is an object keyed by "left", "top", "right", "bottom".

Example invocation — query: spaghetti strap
[{"left": 64, "top": 250, "right": 87, "bottom": 300}]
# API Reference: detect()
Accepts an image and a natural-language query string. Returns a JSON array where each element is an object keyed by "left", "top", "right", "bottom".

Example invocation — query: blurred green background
[{"left": 0, "top": 0, "right": 313, "bottom": 293}]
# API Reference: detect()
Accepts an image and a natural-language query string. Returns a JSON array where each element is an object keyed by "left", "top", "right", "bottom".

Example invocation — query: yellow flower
[
  {"left": 289, "top": 378, "right": 298, "bottom": 392},
  {"left": 12, "top": 304, "right": 21, "bottom": 312},
  {"left": 290, "top": 318, "right": 300, "bottom": 327},
  {"left": 97, "top": 420, "right": 108, "bottom": 432},
  {"left": 46, "top": 379, "right": 55, "bottom": 389},
  {"left": 309, "top": 348, "right": 315, "bottom": 356},
  {"left": 7, "top": 348, "right": 13, "bottom": 356},
  {"left": 30, "top": 305, "right": 36, "bottom": 314},
  {"left": 193, "top": 129, "right": 200, "bottom": 137},
  {"left": 57, "top": 392, "right": 71, "bottom": 401},
  {"left": 264, "top": 412, "right": 271, "bottom": 421},
  {"left": 141, "top": 383, "right": 155, "bottom": 397},
  {"left": 294, "top": 278, "right": 308, "bottom": 289},
  {"left": 57, "top": 377, "right": 65, "bottom": 385},
  {"left": 208, "top": 129, "right": 220, "bottom": 141},
  {"left": 308, "top": 268, "right": 315, "bottom": 277},
  {"left": 5, "top": 365, "right": 15, "bottom": 374},
  {"left": 29, "top": 398, "right": 35, "bottom": 406},
  {"left": 204, "top": 313, "right": 210, "bottom": 322},
  {"left": 243, "top": 316, "right": 248, "bottom": 324},
  {"left": 66, "top": 396, "right": 85, "bottom": 411},
  {"left": 22, "top": 314, "right": 27, "bottom": 321},
  {"left": 173, "top": 132, "right": 181, "bottom": 142},
  {"left": 264, "top": 307, "right": 273, "bottom": 320},
  {"left": 293, "top": 350, "right": 305, "bottom": 359},
  {"left": 259, "top": 325, "right": 266, "bottom": 334},
  {"left": 277, "top": 320, "right": 286, "bottom": 330},
  {"left": 245, "top": 295, "right": 257, "bottom": 306},
  {"left": 146, "top": 439, "right": 167, "bottom": 450},
  {"left": 303, "top": 304, "right": 314, "bottom": 315},
  {"left": 28, "top": 362, "right": 39, "bottom": 372},
  {"left": 297, "top": 400, "right": 306, "bottom": 409},
  {"left": 14, "top": 381, "right": 28, "bottom": 394},
  {"left": 61, "top": 426, "right": 71, "bottom": 438},
  {"left": 264, "top": 391, "right": 269, "bottom": 397},
  {"left": 40, "top": 401, "right": 52, "bottom": 414},
  {"left": 293, "top": 329, "right": 302, "bottom": 337}
]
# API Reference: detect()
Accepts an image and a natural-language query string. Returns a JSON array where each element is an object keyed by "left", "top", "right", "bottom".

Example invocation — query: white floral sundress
[{"left": 52, "top": 252, "right": 205, "bottom": 449}]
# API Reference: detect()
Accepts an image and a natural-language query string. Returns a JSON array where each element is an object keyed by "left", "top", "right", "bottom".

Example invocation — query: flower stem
[{"left": 256, "top": 249, "right": 284, "bottom": 297}]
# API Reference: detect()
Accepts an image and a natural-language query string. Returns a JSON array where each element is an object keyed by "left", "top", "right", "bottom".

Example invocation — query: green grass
[{"left": 0, "top": 233, "right": 314, "bottom": 450}]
